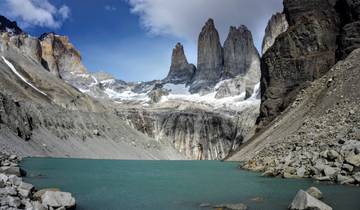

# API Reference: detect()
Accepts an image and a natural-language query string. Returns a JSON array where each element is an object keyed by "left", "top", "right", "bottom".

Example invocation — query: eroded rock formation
[
  {"left": 164, "top": 43, "right": 196, "bottom": 84},
  {"left": 190, "top": 19, "right": 223, "bottom": 93}
]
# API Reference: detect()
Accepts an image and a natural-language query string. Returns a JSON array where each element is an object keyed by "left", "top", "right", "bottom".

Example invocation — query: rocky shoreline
[{"left": 0, "top": 152, "right": 76, "bottom": 210}]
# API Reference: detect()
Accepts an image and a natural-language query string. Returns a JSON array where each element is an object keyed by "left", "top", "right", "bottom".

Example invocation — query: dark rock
[
  {"left": 0, "top": 15, "right": 22, "bottom": 35},
  {"left": 258, "top": 0, "right": 341, "bottom": 128},
  {"left": 164, "top": 43, "right": 196, "bottom": 84},
  {"left": 222, "top": 25, "right": 260, "bottom": 79}
]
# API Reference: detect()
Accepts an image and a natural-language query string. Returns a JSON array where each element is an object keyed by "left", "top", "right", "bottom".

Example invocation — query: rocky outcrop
[
  {"left": 190, "top": 19, "right": 223, "bottom": 93},
  {"left": 258, "top": 0, "right": 341, "bottom": 128},
  {"left": 0, "top": 152, "right": 76, "bottom": 210},
  {"left": 39, "top": 33, "right": 87, "bottom": 78},
  {"left": 223, "top": 25, "right": 259, "bottom": 79},
  {"left": 261, "top": 13, "right": 288, "bottom": 55},
  {"left": 0, "top": 16, "right": 22, "bottom": 35},
  {"left": 164, "top": 43, "right": 196, "bottom": 84}
]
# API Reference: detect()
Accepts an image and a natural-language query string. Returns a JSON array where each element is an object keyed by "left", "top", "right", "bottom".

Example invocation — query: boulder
[
  {"left": 345, "top": 154, "right": 360, "bottom": 167},
  {"left": 41, "top": 191, "right": 76, "bottom": 209},
  {"left": 353, "top": 172, "right": 360, "bottom": 182},
  {"left": 337, "top": 174, "right": 355, "bottom": 184},
  {"left": 306, "top": 187, "right": 323, "bottom": 200},
  {"left": 288, "top": 190, "right": 332, "bottom": 210},
  {"left": 323, "top": 166, "right": 338, "bottom": 178},
  {"left": 33, "top": 188, "right": 60, "bottom": 201},
  {"left": 0, "top": 166, "right": 21, "bottom": 176},
  {"left": 213, "top": 203, "right": 247, "bottom": 210},
  {"left": 18, "top": 181, "right": 34, "bottom": 198}
]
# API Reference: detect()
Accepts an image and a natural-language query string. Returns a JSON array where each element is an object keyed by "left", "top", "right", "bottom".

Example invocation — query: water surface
[{"left": 22, "top": 158, "right": 360, "bottom": 210}]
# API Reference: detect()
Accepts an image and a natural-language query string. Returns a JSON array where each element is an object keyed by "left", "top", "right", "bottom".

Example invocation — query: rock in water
[
  {"left": 223, "top": 25, "right": 260, "bottom": 79},
  {"left": 306, "top": 187, "right": 323, "bottom": 200},
  {"left": 258, "top": 0, "right": 340, "bottom": 128},
  {"left": 190, "top": 18, "right": 223, "bottom": 93},
  {"left": 262, "top": 13, "right": 288, "bottom": 54},
  {"left": 164, "top": 43, "right": 196, "bottom": 84},
  {"left": 289, "top": 190, "right": 332, "bottom": 210},
  {"left": 41, "top": 191, "right": 76, "bottom": 209}
]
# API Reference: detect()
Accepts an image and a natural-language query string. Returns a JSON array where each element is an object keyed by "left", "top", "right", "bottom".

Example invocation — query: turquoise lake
[{"left": 21, "top": 158, "right": 360, "bottom": 210}]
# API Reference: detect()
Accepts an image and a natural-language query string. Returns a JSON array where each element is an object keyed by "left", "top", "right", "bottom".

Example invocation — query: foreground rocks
[
  {"left": 289, "top": 189, "right": 332, "bottom": 210},
  {"left": 0, "top": 152, "right": 76, "bottom": 210}
]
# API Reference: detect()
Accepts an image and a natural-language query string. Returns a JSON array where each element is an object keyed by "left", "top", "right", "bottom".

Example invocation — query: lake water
[{"left": 21, "top": 158, "right": 360, "bottom": 210}]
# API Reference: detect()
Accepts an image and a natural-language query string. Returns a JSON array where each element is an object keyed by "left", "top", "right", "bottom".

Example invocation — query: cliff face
[
  {"left": 164, "top": 43, "right": 196, "bottom": 84},
  {"left": 223, "top": 25, "right": 260, "bottom": 79},
  {"left": 190, "top": 19, "right": 223, "bottom": 93},
  {"left": 261, "top": 13, "right": 288, "bottom": 55},
  {"left": 258, "top": 0, "right": 341, "bottom": 128},
  {"left": 39, "top": 33, "right": 87, "bottom": 78}
]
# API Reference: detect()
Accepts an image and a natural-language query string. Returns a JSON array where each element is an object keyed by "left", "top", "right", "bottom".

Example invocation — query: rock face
[
  {"left": 223, "top": 25, "right": 259, "bottom": 79},
  {"left": 164, "top": 43, "right": 196, "bottom": 84},
  {"left": 258, "top": 0, "right": 341, "bottom": 128},
  {"left": 190, "top": 19, "right": 223, "bottom": 93},
  {"left": 39, "top": 33, "right": 87, "bottom": 78},
  {"left": 261, "top": 13, "right": 288, "bottom": 54},
  {"left": 228, "top": 49, "right": 360, "bottom": 185},
  {"left": 336, "top": 0, "right": 360, "bottom": 59},
  {"left": 0, "top": 16, "right": 22, "bottom": 35}
]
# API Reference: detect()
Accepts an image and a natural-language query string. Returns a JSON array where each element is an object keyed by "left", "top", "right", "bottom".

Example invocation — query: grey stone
[
  {"left": 262, "top": 12, "right": 289, "bottom": 54},
  {"left": 18, "top": 182, "right": 34, "bottom": 198},
  {"left": 41, "top": 191, "right": 75, "bottom": 209},
  {"left": 337, "top": 174, "right": 355, "bottom": 184},
  {"left": 213, "top": 203, "right": 247, "bottom": 210},
  {"left": 345, "top": 154, "right": 360, "bottom": 167},
  {"left": 0, "top": 166, "right": 21, "bottom": 176},
  {"left": 323, "top": 166, "right": 338, "bottom": 178},
  {"left": 288, "top": 190, "right": 332, "bottom": 210},
  {"left": 306, "top": 187, "right": 323, "bottom": 200}
]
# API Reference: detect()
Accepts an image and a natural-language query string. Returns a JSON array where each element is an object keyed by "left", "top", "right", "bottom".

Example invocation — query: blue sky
[{"left": 0, "top": 0, "right": 283, "bottom": 82}]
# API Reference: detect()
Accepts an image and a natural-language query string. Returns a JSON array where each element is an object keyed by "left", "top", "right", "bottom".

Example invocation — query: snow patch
[{"left": 2, "top": 56, "right": 48, "bottom": 96}]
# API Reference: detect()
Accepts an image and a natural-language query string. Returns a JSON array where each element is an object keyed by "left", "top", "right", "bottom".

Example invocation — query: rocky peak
[
  {"left": 0, "top": 15, "right": 22, "bottom": 35},
  {"left": 190, "top": 18, "right": 223, "bottom": 93},
  {"left": 164, "top": 42, "right": 196, "bottom": 84},
  {"left": 39, "top": 32, "right": 86, "bottom": 78},
  {"left": 222, "top": 25, "right": 260, "bottom": 79},
  {"left": 262, "top": 13, "right": 288, "bottom": 54}
]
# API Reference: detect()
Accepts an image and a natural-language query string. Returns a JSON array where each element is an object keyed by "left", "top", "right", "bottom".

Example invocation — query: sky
[{"left": 0, "top": 0, "right": 283, "bottom": 82}]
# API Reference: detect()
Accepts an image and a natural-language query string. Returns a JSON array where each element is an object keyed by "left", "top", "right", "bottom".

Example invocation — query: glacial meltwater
[{"left": 21, "top": 158, "right": 360, "bottom": 210}]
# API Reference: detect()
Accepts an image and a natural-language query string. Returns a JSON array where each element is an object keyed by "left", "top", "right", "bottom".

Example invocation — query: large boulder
[
  {"left": 288, "top": 190, "right": 332, "bottom": 210},
  {"left": 41, "top": 191, "right": 76, "bottom": 209}
]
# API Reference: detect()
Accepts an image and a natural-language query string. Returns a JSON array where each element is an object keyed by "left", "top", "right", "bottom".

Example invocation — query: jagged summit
[
  {"left": 190, "top": 18, "right": 223, "bottom": 93},
  {"left": 0, "top": 15, "right": 22, "bottom": 35},
  {"left": 222, "top": 24, "right": 260, "bottom": 79},
  {"left": 164, "top": 42, "right": 196, "bottom": 84}
]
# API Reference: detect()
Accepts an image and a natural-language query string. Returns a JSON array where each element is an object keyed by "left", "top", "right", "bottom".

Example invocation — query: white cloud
[
  {"left": 128, "top": 0, "right": 283, "bottom": 51},
  {"left": 2, "top": 0, "right": 70, "bottom": 29},
  {"left": 105, "top": 5, "right": 117, "bottom": 12}
]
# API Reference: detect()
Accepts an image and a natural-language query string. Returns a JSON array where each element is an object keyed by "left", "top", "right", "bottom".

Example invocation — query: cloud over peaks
[
  {"left": 2, "top": 0, "right": 70, "bottom": 29},
  {"left": 128, "top": 0, "right": 283, "bottom": 50}
]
